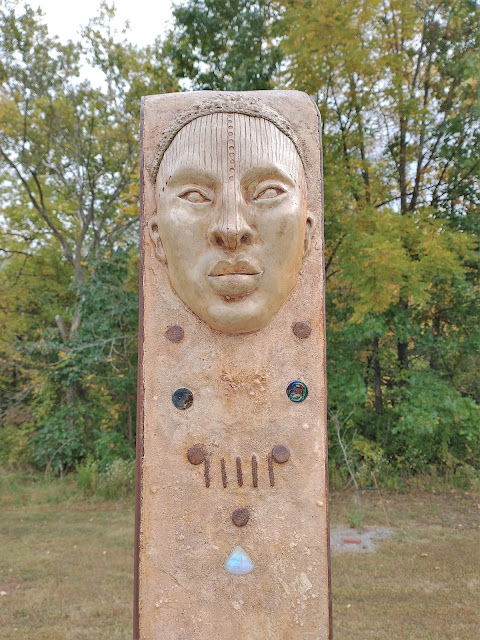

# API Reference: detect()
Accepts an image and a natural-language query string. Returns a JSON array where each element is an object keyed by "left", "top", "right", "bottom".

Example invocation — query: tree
[
  {"left": 276, "top": 0, "right": 480, "bottom": 473},
  {"left": 0, "top": 2, "right": 176, "bottom": 329},
  {"left": 0, "top": 1, "right": 177, "bottom": 469},
  {"left": 166, "top": 0, "right": 283, "bottom": 89},
  {"left": 30, "top": 249, "right": 139, "bottom": 473}
]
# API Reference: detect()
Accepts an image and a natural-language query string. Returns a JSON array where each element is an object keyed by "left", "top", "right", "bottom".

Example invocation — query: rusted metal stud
[
  {"left": 292, "top": 321, "right": 312, "bottom": 339},
  {"left": 272, "top": 444, "right": 290, "bottom": 464},
  {"left": 187, "top": 445, "right": 206, "bottom": 465},
  {"left": 165, "top": 325, "right": 184, "bottom": 343},
  {"left": 231, "top": 508, "right": 250, "bottom": 527}
]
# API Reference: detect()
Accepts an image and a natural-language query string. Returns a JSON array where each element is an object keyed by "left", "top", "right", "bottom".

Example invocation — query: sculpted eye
[
  {"left": 179, "top": 190, "right": 211, "bottom": 204},
  {"left": 253, "top": 186, "right": 286, "bottom": 201}
]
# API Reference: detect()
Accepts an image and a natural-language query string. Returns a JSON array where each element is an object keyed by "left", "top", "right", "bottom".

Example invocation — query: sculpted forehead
[{"left": 156, "top": 113, "right": 305, "bottom": 190}]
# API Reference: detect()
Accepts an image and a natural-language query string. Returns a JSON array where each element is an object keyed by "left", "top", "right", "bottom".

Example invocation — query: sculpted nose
[
  {"left": 211, "top": 223, "right": 254, "bottom": 250},
  {"left": 209, "top": 197, "right": 254, "bottom": 250}
]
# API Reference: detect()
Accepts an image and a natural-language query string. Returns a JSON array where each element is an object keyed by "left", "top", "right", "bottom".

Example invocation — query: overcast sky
[{"left": 35, "top": 0, "right": 175, "bottom": 46}]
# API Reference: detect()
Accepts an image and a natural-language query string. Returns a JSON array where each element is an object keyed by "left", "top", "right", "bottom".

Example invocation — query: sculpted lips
[
  {"left": 209, "top": 260, "right": 261, "bottom": 277},
  {"left": 208, "top": 259, "right": 263, "bottom": 297}
]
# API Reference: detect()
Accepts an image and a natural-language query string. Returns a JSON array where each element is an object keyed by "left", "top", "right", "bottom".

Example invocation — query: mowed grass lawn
[{"left": 1, "top": 475, "right": 478, "bottom": 639}]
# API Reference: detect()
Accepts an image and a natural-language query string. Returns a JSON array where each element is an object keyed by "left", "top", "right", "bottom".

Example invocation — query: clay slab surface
[{"left": 136, "top": 90, "right": 330, "bottom": 639}]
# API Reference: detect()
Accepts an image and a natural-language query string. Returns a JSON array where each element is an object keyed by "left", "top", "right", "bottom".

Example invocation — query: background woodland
[{"left": 0, "top": 0, "right": 479, "bottom": 489}]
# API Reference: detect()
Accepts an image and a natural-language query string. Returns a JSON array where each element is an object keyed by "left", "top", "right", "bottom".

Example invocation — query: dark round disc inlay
[
  {"left": 286, "top": 380, "right": 308, "bottom": 403},
  {"left": 272, "top": 444, "right": 290, "bottom": 464},
  {"left": 231, "top": 508, "right": 250, "bottom": 527},
  {"left": 292, "top": 321, "right": 312, "bottom": 339},
  {"left": 165, "top": 325, "right": 184, "bottom": 343},
  {"left": 172, "top": 387, "right": 194, "bottom": 410},
  {"left": 187, "top": 445, "right": 206, "bottom": 465}
]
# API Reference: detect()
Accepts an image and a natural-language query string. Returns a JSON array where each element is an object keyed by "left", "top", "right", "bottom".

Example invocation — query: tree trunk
[
  {"left": 127, "top": 394, "right": 133, "bottom": 444},
  {"left": 371, "top": 337, "right": 383, "bottom": 414},
  {"left": 397, "top": 298, "right": 409, "bottom": 374},
  {"left": 56, "top": 313, "right": 78, "bottom": 431},
  {"left": 399, "top": 116, "right": 408, "bottom": 215},
  {"left": 429, "top": 314, "right": 441, "bottom": 371}
]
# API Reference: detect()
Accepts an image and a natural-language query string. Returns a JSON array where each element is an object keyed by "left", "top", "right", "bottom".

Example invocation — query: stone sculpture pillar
[{"left": 135, "top": 90, "right": 331, "bottom": 639}]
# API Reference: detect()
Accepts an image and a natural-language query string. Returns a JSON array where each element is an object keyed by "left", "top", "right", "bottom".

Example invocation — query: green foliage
[
  {"left": 347, "top": 510, "right": 361, "bottom": 529},
  {"left": 75, "top": 455, "right": 99, "bottom": 495},
  {"left": 0, "top": 1, "right": 174, "bottom": 474},
  {"left": 76, "top": 456, "right": 135, "bottom": 499},
  {"left": 93, "top": 429, "right": 135, "bottom": 466},
  {"left": 0, "top": 0, "right": 479, "bottom": 486},
  {"left": 328, "top": 369, "right": 480, "bottom": 486},
  {"left": 390, "top": 372, "right": 480, "bottom": 470},
  {"left": 166, "top": 0, "right": 283, "bottom": 89},
  {"left": 96, "top": 458, "right": 135, "bottom": 500},
  {"left": 0, "top": 407, "right": 35, "bottom": 468},
  {"left": 29, "top": 249, "right": 138, "bottom": 471},
  {"left": 32, "top": 406, "right": 88, "bottom": 474},
  {"left": 275, "top": 0, "right": 480, "bottom": 481},
  {"left": 0, "top": 467, "right": 80, "bottom": 507}
]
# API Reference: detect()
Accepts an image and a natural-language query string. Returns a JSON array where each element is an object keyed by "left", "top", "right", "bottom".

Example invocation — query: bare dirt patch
[{"left": 330, "top": 525, "right": 394, "bottom": 553}]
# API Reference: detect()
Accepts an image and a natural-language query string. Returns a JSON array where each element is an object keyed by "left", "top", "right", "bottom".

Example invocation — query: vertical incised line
[
  {"left": 251, "top": 117, "right": 256, "bottom": 167},
  {"left": 241, "top": 112, "right": 246, "bottom": 188},
  {"left": 226, "top": 112, "right": 237, "bottom": 247},
  {"left": 234, "top": 112, "right": 238, "bottom": 243},
  {"left": 236, "top": 456, "right": 243, "bottom": 487},
  {"left": 203, "top": 115, "right": 207, "bottom": 171},
  {"left": 189, "top": 118, "right": 195, "bottom": 167},
  {"left": 247, "top": 115, "right": 252, "bottom": 168},
  {"left": 220, "top": 113, "right": 224, "bottom": 236},
  {"left": 223, "top": 113, "right": 228, "bottom": 238},
  {"left": 215, "top": 113, "right": 220, "bottom": 181},
  {"left": 252, "top": 455, "right": 258, "bottom": 488},
  {"left": 268, "top": 454, "right": 275, "bottom": 487},
  {"left": 195, "top": 117, "right": 201, "bottom": 166},
  {"left": 279, "top": 124, "right": 284, "bottom": 169},
  {"left": 204, "top": 457, "right": 211, "bottom": 488},
  {"left": 262, "top": 118, "right": 267, "bottom": 166},
  {"left": 221, "top": 458, "right": 227, "bottom": 488},
  {"left": 260, "top": 118, "right": 265, "bottom": 166}
]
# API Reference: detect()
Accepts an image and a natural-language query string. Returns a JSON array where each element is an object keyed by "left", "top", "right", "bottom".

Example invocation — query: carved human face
[{"left": 149, "top": 113, "right": 314, "bottom": 334}]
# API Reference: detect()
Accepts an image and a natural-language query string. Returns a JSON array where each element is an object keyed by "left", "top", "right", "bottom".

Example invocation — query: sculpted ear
[
  {"left": 148, "top": 216, "right": 166, "bottom": 263},
  {"left": 303, "top": 213, "right": 316, "bottom": 256}
]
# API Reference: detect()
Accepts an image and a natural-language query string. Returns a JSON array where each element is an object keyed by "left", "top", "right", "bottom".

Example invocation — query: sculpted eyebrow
[
  {"left": 167, "top": 167, "right": 219, "bottom": 188},
  {"left": 241, "top": 166, "right": 298, "bottom": 188}
]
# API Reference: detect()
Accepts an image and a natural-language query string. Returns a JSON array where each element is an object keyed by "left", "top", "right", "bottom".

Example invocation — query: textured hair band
[{"left": 148, "top": 93, "right": 306, "bottom": 183}]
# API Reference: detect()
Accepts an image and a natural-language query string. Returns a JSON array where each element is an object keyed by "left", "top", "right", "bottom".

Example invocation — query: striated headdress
[{"left": 148, "top": 93, "right": 306, "bottom": 183}]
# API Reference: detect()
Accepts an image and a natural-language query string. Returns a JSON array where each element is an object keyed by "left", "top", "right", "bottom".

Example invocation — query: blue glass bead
[{"left": 286, "top": 380, "right": 308, "bottom": 402}]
